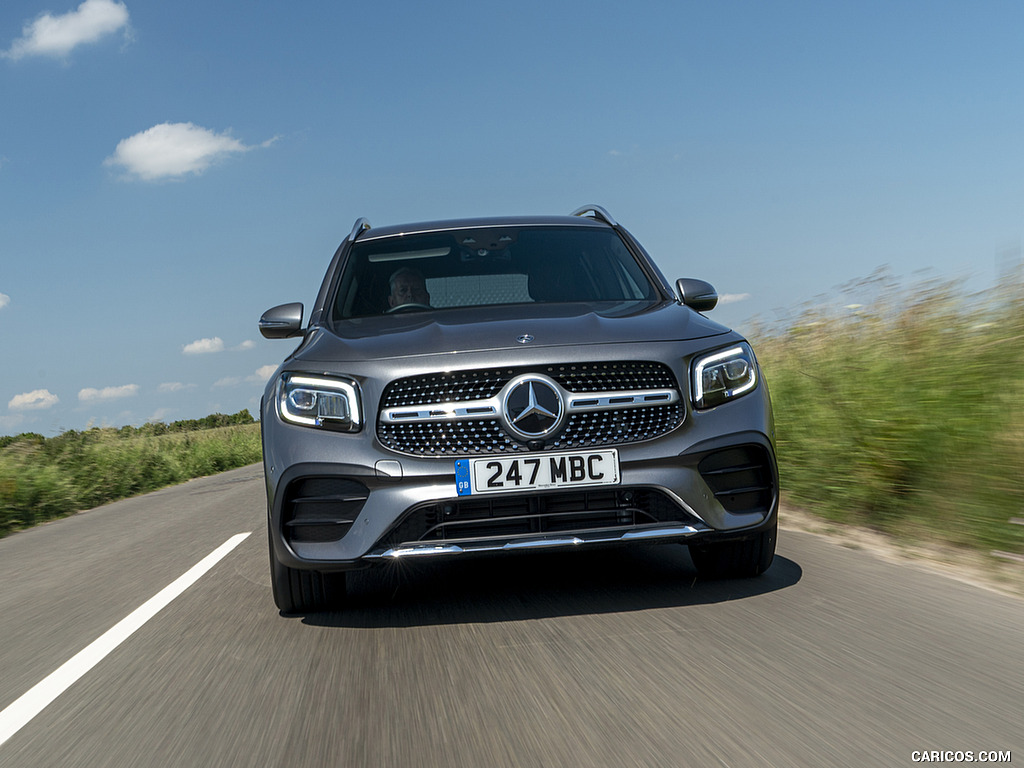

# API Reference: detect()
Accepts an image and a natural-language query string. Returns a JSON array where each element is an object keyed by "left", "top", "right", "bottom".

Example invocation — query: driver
[{"left": 387, "top": 267, "right": 431, "bottom": 310}]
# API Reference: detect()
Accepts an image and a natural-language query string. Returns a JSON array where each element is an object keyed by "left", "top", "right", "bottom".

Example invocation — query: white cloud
[
  {"left": 4, "top": 0, "right": 130, "bottom": 60},
  {"left": 718, "top": 293, "right": 752, "bottom": 305},
  {"left": 234, "top": 340, "right": 256, "bottom": 351},
  {"left": 78, "top": 384, "right": 138, "bottom": 402},
  {"left": 215, "top": 365, "right": 276, "bottom": 389},
  {"left": 158, "top": 381, "right": 192, "bottom": 393},
  {"left": 183, "top": 336, "right": 225, "bottom": 355},
  {"left": 105, "top": 123, "right": 268, "bottom": 181},
  {"left": 249, "top": 365, "right": 278, "bottom": 383},
  {"left": 0, "top": 293, "right": 10, "bottom": 310},
  {"left": 9, "top": 389, "right": 59, "bottom": 411}
]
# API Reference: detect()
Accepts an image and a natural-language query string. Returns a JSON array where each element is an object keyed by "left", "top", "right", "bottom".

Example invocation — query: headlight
[
  {"left": 277, "top": 373, "right": 362, "bottom": 431},
  {"left": 692, "top": 343, "right": 758, "bottom": 410}
]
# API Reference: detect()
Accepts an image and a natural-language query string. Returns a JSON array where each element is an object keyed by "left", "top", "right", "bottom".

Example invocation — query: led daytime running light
[
  {"left": 278, "top": 374, "right": 362, "bottom": 431},
  {"left": 692, "top": 344, "right": 757, "bottom": 409}
]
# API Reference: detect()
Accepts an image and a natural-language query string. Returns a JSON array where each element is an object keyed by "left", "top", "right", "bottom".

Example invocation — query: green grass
[
  {"left": 0, "top": 412, "right": 261, "bottom": 536},
  {"left": 752, "top": 269, "right": 1024, "bottom": 556}
]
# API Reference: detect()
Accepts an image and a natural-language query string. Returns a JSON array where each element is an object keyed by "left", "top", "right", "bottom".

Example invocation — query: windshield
[{"left": 330, "top": 226, "right": 660, "bottom": 321}]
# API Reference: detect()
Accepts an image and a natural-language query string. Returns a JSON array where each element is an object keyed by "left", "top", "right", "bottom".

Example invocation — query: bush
[{"left": 0, "top": 412, "right": 261, "bottom": 537}]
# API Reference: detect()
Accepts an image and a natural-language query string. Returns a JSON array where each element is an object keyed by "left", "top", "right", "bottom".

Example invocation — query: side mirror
[
  {"left": 675, "top": 279, "right": 718, "bottom": 312},
  {"left": 259, "top": 303, "right": 304, "bottom": 339}
]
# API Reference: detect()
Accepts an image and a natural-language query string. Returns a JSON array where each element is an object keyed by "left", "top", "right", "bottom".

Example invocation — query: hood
[{"left": 294, "top": 301, "right": 731, "bottom": 363}]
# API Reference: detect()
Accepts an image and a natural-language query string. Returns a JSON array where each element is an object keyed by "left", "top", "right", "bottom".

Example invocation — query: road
[{"left": 0, "top": 465, "right": 1020, "bottom": 767}]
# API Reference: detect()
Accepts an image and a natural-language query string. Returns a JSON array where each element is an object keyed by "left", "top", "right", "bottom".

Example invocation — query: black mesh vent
[
  {"left": 377, "top": 488, "right": 697, "bottom": 548},
  {"left": 283, "top": 478, "right": 368, "bottom": 544},
  {"left": 698, "top": 445, "right": 775, "bottom": 514}
]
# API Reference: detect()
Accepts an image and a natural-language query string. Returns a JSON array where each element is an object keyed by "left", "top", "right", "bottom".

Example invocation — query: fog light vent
[
  {"left": 283, "top": 478, "right": 368, "bottom": 543},
  {"left": 698, "top": 445, "right": 774, "bottom": 514}
]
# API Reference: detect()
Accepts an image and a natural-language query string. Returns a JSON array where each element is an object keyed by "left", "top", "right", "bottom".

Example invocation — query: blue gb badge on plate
[{"left": 455, "top": 459, "right": 472, "bottom": 496}]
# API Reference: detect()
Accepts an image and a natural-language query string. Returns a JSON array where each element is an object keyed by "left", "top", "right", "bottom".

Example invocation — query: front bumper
[{"left": 265, "top": 423, "right": 778, "bottom": 572}]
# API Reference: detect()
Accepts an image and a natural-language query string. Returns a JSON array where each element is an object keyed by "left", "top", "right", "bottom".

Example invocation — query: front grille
[
  {"left": 379, "top": 361, "right": 678, "bottom": 408},
  {"left": 282, "top": 478, "right": 368, "bottom": 543},
  {"left": 698, "top": 445, "right": 775, "bottom": 514},
  {"left": 378, "top": 361, "right": 684, "bottom": 456},
  {"left": 550, "top": 362, "right": 679, "bottom": 392},
  {"left": 558, "top": 405, "right": 683, "bottom": 450},
  {"left": 377, "top": 488, "right": 698, "bottom": 548},
  {"left": 381, "top": 369, "right": 509, "bottom": 408}
]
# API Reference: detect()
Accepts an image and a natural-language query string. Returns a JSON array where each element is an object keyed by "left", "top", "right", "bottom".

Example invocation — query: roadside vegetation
[
  {"left": 0, "top": 410, "right": 261, "bottom": 536},
  {"left": 752, "top": 268, "right": 1024, "bottom": 560},
  {"left": 3, "top": 274, "right": 1023, "bottom": 567}
]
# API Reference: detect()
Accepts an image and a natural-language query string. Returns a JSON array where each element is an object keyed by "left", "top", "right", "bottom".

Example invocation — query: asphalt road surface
[{"left": 1, "top": 465, "right": 1020, "bottom": 768}]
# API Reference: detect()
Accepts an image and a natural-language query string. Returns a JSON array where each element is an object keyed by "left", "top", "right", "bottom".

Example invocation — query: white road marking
[{"left": 0, "top": 532, "right": 252, "bottom": 748}]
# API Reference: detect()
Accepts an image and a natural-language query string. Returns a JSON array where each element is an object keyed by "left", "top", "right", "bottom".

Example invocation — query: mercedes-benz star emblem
[
  {"left": 516, "top": 334, "right": 534, "bottom": 344},
  {"left": 503, "top": 376, "right": 563, "bottom": 439}
]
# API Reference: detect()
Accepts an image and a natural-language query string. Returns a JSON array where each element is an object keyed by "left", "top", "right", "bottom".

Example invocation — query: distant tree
[{"left": 0, "top": 433, "right": 45, "bottom": 449}]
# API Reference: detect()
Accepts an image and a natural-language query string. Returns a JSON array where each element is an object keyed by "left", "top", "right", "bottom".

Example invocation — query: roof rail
[
  {"left": 570, "top": 205, "right": 618, "bottom": 227},
  {"left": 348, "top": 217, "right": 371, "bottom": 242}
]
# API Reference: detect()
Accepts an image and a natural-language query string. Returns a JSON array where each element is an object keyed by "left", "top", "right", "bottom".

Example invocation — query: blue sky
[{"left": 2, "top": 0, "right": 1024, "bottom": 435}]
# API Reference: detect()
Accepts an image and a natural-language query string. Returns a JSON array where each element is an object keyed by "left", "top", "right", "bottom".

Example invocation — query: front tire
[
  {"left": 269, "top": 534, "right": 346, "bottom": 613},
  {"left": 688, "top": 521, "right": 777, "bottom": 579}
]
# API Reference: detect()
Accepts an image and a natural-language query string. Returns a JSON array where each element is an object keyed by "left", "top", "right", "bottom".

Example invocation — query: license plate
[{"left": 455, "top": 450, "right": 619, "bottom": 496}]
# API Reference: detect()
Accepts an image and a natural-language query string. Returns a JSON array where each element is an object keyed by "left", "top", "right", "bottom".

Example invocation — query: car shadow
[{"left": 298, "top": 543, "right": 802, "bottom": 628}]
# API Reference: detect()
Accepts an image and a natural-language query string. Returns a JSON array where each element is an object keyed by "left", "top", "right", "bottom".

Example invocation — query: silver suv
[{"left": 260, "top": 206, "right": 777, "bottom": 612}]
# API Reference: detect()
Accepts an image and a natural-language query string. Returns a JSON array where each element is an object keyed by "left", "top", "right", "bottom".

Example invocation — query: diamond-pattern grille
[
  {"left": 377, "top": 362, "right": 684, "bottom": 456},
  {"left": 381, "top": 370, "right": 509, "bottom": 408}
]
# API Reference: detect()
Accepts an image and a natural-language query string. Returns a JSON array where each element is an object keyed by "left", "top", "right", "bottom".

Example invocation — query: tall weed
[
  {"left": 0, "top": 420, "right": 261, "bottom": 536},
  {"left": 754, "top": 269, "right": 1024, "bottom": 554}
]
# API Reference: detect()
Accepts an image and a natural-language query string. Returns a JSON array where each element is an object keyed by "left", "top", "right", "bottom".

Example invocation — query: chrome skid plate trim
[{"left": 364, "top": 524, "right": 709, "bottom": 560}]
